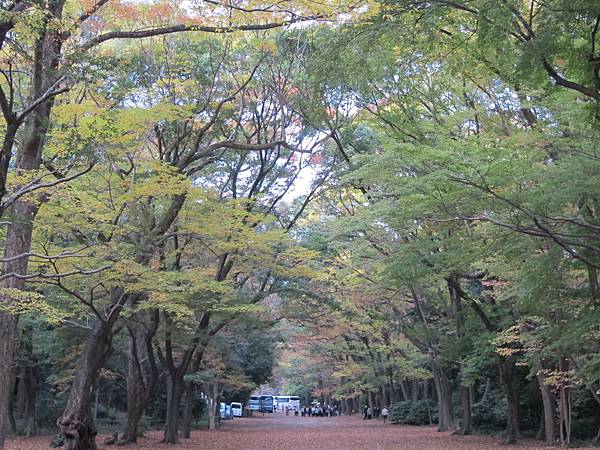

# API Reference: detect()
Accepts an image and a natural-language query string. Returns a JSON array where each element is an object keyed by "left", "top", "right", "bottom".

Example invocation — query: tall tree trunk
[
  {"left": 0, "top": 2, "right": 66, "bottom": 447},
  {"left": 57, "top": 288, "right": 125, "bottom": 450},
  {"left": 181, "top": 383, "right": 195, "bottom": 439},
  {"left": 535, "top": 359, "right": 556, "bottom": 444},
  {"left": 206, "top": 390, "right": 218, "bottom": 431},
  {"left": 15, "top": 367, "right": 36, "bottom": 437},
  {"left": 399, "top": 380, "right": 409, "bottom": 401},
  {"left": 431, "top": 357, "right": 456, "bottom": 432},
  {"left": 411, "top": 381, "right": 419, "bottom": 402},
  {"left": 457, "top": 386, "right": 472, "bottom": 435},
  {"left": 182, "top": 348, "right": 204, "bottom": 439},
  {"left": 380, "top": 384, "right": 388, "bottom": 408},
  {"left": 120, "top": 309, "right": 159, "bottom": 444},
  {"left": 0, "top": 189, "right": 43, "bottom": 449},
  {"left": 388, "top": 375, "right": 398, "bottom": 404},
  {"left": 206, "top": 382, "right": 221, "bottom": 431},
  {"left": 15, "top": 325, "right": 36, "bottom": 437},
  {"left": 0, "top": 199, "right": 44, "bottom": 448},
  {"left": 0, "top": 312, "right": 17, "bottom": 448},
  {"left": 162, "top": 373, "right": 184, "bottom": 444},
  {"left": 498, "top": 358, "right": 521, "bottom": 444},
  {"left": 558, "top": 358, "right": 572, "bottom": 446}
]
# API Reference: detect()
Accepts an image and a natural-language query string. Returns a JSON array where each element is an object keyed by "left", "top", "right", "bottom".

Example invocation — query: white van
[{"left": 231, "top": 402, "right": 243, "bottom": 417}]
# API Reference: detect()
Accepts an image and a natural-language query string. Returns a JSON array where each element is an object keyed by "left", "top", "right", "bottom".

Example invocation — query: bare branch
[
  {"left": 0, "top": 246, "right": 92, "bottom": 263},
  {"left": 0, "top": 265, "right": 111, "bottom": 282},
  {"left": 1, "top": 163, "right": 95, "bottom": 211},
  {"left": 16, "top": 76, "right": 69, "bottom": 124},
  {"left": 79, "top": 19, "right": 316, "bottom": 51}
]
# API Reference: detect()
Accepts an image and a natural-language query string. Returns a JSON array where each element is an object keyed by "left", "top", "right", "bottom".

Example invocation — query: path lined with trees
[{"left": 0, "top": 1, "right": 599, "bottom": 450}]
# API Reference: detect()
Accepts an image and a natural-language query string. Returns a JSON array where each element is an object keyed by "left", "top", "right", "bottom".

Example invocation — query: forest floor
[{"left": 6, "top": 414, "right": 594, "bottom": 449}]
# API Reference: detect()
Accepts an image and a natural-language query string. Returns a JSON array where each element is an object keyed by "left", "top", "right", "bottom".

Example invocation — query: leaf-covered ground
[{"left": 6, "top": 414, "right": 592, "bottom": 449}]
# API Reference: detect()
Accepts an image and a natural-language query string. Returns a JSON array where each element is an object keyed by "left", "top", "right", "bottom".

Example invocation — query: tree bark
[
  {"left": 182, "top": 348, "right": 204, "bottom": 439},
  {"left": 57, "top": 288, "right": 125, "bottom": 450},
  {"left": 181, "top": 382, "right": 195, "bottom": 439},
  {"left": 535, "top": 359, "right": 556, "bottom": 444},
  {"left": 558, "top": 358, "right": 572, "bottom": 446},
  {"left": 0, "top": 2, "right": 66, "bottom": 447},
  {"left": 431, "top": 357, "right": 456, "bottom": 432},
  {"left": 120, "top": 309, "right": 159, "bottom": 444},
  {"left": 0, "top": 311, "right": 17, "bottom": 448},
  {"left": 15, "top": 366, "right": 36, "bottom": 437},
  {"left": 410, "top": 381, "right": 418, "bottom": 402},
  {"left": 162, "top": 375, "right": 184, "bottom": 444},
  {"left": 457, "top": 386, "right": 472, "bottom": 435},
  {"left": 498, "top": 358, "right": 521, "bottom": 444}
]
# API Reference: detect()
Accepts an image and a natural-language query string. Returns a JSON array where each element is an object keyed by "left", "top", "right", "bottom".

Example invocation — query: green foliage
[{"left": 390, "top": 400, "right": 438, "bottom": 426}]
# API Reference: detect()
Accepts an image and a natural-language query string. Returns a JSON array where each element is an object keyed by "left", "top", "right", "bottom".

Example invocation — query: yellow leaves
[
  {"left": 0, "top": 288, "right": 63, "bottom": 324},
  {"left": 125, "top": 160, "right": 190, "bottom": 201},
  {"left": 250, "top": 38, "right": 278, "bottom": 55},
  {"left": 539, "top": 368, "right": 580, "bottom": 389}
]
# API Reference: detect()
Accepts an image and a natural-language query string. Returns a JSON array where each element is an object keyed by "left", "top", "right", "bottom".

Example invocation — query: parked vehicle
[
  {"left": 231, "top": 402, "right": 243, "bottom": 417},
  {"left": 260, "top": 395, "right": 275, "bottom": 413},
  {"left": 248, "top": 395, "right": 261, "bottom": 412},
  {"left": 276, "top": 395, "right": 300, "bottom": 412},
  {"left": 289, "top": 396, "right": 300, "bottom": 411},
  {"left": 220, "top": 402, "right": 234, "bottom": 420}
]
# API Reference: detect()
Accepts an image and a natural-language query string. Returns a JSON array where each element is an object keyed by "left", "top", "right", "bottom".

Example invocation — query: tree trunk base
[{"left": 58, "top": 415, "right": 98, "bottom": 450}]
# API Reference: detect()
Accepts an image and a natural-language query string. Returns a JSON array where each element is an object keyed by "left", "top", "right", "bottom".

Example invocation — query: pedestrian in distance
[
  {"left": 381, "top": 406, "right": 389, "bottom": 424},
  {"left": 363, "top": 405, "right": 368, "bottom": 420}
]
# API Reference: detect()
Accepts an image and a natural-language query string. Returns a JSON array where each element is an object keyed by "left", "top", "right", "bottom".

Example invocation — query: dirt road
[{"left": 6, "top": 414, "right": 586, "bottom": 449}]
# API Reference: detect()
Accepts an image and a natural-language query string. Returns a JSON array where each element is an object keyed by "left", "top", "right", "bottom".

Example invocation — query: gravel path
[{"left": 6, "top": 414, "right": 590, "bottom": 449}]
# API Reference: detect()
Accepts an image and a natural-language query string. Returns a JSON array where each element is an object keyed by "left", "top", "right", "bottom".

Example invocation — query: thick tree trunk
[
  {"left": 181, "top": 382, "right": 195, "bottom": 439},
  {"left": 0, "top": 197, "right": 41, "bottom": 448},
  {"left": 536, "top": 360, "right": 556, "bottom": 444},
  {"left": 162, "top": 375, "right": 184, "bottom": 444},
  {"left": 498, "top": 358, "right": 521, "bottom": 444},
  {"left": 411, "top": 381, "right": 419, "bottom": 402},
  {"left": 431, "top": 358, "right": 455, "bottom": 432},
  {"left": 15, "top": 365, "right": 36, "bottom": 437},
  {"left": 206, "top": 396, "right": 218, "bottom": 431},
  {"left": 558, "top": 358, "right": 572, "bottom": 446},
  {"left": 57, "top": 288, "right": 125, "bottom": 450},
  {"left": 15, "top": 325, "right": 36, "bottom": 437},
  {"left": 0, "top": 312, "right": 17, "bottom": 448},
  {"left": 120, "top": 309, "right": 159, "bottom": 444},
  {"left": 456, "top": 386, "right": 472, "bottom": 435},
  {"left": 380, "top": 384, "right": 388, "bottom": 408},
  {"left": 0, "top": 3, "right": 66, "bottom": 446},
  {"left": 399, "top": 380, "right": 409, "bottom": 401},
  {"left": 121, "top": 329, "right": 145, "bottom": 444}
]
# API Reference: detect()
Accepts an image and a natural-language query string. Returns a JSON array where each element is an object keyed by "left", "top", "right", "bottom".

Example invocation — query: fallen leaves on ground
[{"left": 6, "top": 414, "right": 591, "bottom": 450}]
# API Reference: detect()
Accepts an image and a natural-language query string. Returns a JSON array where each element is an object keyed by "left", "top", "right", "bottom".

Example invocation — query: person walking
[
  {"left": 363, "top": 405, "right": 368, "bottom": 420},
  {"left": 381, "top": 406, "right": 389, "bottom": 424}
]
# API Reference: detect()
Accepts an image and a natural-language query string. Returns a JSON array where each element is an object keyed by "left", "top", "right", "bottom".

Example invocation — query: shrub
[{"left": 390, "top": 400, "right": 438, "bottom": 425}]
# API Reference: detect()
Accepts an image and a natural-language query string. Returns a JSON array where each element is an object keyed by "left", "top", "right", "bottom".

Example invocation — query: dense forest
[{"left": 0, "top": 1, "right": 599, "bottom": 449}]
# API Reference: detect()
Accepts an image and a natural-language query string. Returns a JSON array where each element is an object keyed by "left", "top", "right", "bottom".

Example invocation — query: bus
[
  {"left": 276, "top": 396, "right": 289, "bottom": 411},
  {"left": 248, "top": 396, "right": 261, "bottom": 412},
  {"left": 260, "top": 395, "right": 275, "bottom": 413},
  {"left": 289, "top": 396, "right": 300, "bottom": 411},
  {"left": 275, "top": 395, "right": 300, "bottom": 412}
]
